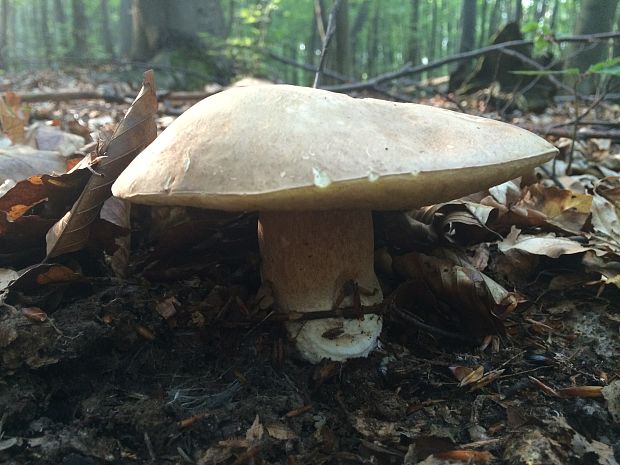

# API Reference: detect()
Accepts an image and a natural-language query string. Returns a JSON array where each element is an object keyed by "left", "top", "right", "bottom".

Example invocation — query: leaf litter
[{"left": 0, "top": 68, "right": 618, "bottom": 465}]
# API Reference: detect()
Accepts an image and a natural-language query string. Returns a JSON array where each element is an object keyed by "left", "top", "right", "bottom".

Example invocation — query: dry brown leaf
[
  {"left": 590, "top": 192, "right": 620, "bottom": 254},
  {"left": 245, "top": 414, "right": 264, "bottom": 444},
  {"left": 21, "top": 307, "right": 48, "bottom": 322},
  {"left": 6, "top": 263, "right": 82, "bottom": 302},
  {"left": 265, "top": 421, "right": 297, "bottom": 440},
  {"left": 433, "top": 449, "right": 494, "bottom": 463},
  {"left": 394, "top": 251, "right": 513, "bottom": 336},
  {"left": 499, "top": 226, "right": 593, "bottom": 258},
  {"left": 45, "top": 70, "right": 157, "bottom": 258},
  {"left": 582, "top": 252, "right": 620, "bottom": 288},
  {"left": 0, "top": 93, "right": 27, "bottom": 143},
  {"left": 602, "top": 380, "right": 620, "bottom": 423},
  {"left": 409, "top": 201, "right": 498, "bottom": 245},
  {"left": 450, "top": 365, "right": 484, "bottom": 387},
  {"left": 0, "top": 267, "right": 19, "bottom": 291},
  {"left": 556, "top": 386, "right": 604, "bottom": 398}
]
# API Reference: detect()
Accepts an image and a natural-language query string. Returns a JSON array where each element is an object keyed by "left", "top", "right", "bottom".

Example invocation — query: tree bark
[
  {"left": 350, "top": 0, "right": 369, "bottom": 73},
  {"left": 478, "top": 0, "right": 488, "bottom": 48},
  {"left": 54, "top": 0, "right": 70, "bottom": 54},
  {"left": 489, "top": 0, "right": 502, "bottom": 37},
  {"left": 38, "top": 0, "right": 52, "bottom": 65},
  {"left": 71, "top": 0, "right": 88, "bottom": 59},
  {"left": 568, "top": 0, "right": 619, "bottom": 93},
  {"left": 130, "top": 0, "right": 227, "bottom": 60},
  {"left": 334, "top": 0, "right": 352, "bottom": 78},
  {"left": 428, "top": 0, "right": 438, "bottom": 61},
  {"left": 514, "top": 0, "right": 523, "bottom": 23},
  {"left": 0, "top": 0, "right": 8, "bottom": 69},
  {"left": 119, "top": 0, "right": 132, "bottom": 57},
  {"left": 534, "top": 0, "right": 548, "bottom": 23},
  {"left": 407, "top": 0, "right": 420, "bottom": 65},
  {"left": 367, "top": 3, "right": 379, "bottom": 76},
  {"left": 549, "top": 0, "right": 560, "bottom": 30},
  {"left": 459, "top": 0, "right": 476, "bottom": 53},
  {"left": 100, "top": 0, "right": 115, "bottom": 58}
]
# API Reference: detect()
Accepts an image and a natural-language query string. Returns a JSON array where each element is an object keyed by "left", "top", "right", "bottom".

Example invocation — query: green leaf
[
  {"left": 521, "top": 21, "right": 539, "bottom": 34},
  {"left": 511, "top": 68, "right": 580, "bottom": 76},
  {"left": 587, "top": 57, "right": 620, "bottom": 76}
]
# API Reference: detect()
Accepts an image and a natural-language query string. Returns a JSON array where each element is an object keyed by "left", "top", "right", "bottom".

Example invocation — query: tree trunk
[
  {"left": 549, "top": 0, "right": 560, "bottom": 29},
  {"left": 615, "top": 8, "right": 620, "bottom": 60},
  {"left": 71, "top": 0, "right": 88, "bottom": 60},
  {"left": 38, "top": 0, "right": 52, "bottom": 65},
  {"left": 367, "top": 3, "right": 379, "bottom": 76},
  {"left": 488, "top": 0, "right": 502, "bottom": 37},
  {"left": 459, "top": 0, "right": 476, "bottom": 53},
  {"left": 334, "top": 0, "right": 352, "bottom": 78},
  {"left": 197, "top": 0, "right": 227, "bottom": 38},
  {"left": 568, "top": 0, "right": 619, "bottom": 93},
  {"left": 0, "top": 0, "right": 8, "bottom": 69},
  {"left": 478, "top": 0, "right": 488, "bottom": 48},
  {"left": 131, "top": 0, "right": 227, "bottom": 60},
  {"left": 54, "top": 0, "right": 69, "bottom": 54},
  {"left": 100, "top": 0, "right": 115, "bottom": 58},
  {"left": 130, "top": 0, "right": 231, "bottom": 86},
  {"left": 119, "top": 0, "right": 132, "bottom": 57},
  {"left": 350, "top": 0, "right": 369, "bottom": 74},
  {"left": 307, "top": 4, "right": 318, "bottom": 68},
  {"left": 428, "top": 0, "right": 438, "bottom": 62},
  {"left": 514, "top": 0, "right": 523, "bottom": 23},
  {"left": 534, "top": 0, "right": 548, "bottom": 23},
  {"left": 407, "top": 0, "right": 420, "bottom": 65}
]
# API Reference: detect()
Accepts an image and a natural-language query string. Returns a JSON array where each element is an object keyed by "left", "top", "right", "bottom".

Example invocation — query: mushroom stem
[{"left": 258, "top": 210, "right": 383, "bottom": 362}]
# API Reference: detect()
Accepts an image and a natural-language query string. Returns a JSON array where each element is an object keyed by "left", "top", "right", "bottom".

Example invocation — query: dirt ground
[
  {"left": 1, "top": 212, "right": 618, "bottom": 465},
  {"left": 0, "top": 69, "right": 619, "bottom": 465}
]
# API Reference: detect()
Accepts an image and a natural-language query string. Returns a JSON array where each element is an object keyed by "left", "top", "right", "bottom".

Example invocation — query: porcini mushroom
[{"left": 112, "top": 85, "right": 557, "bottom": 363}]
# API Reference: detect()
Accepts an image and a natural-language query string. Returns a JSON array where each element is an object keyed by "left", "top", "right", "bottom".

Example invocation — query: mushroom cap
[{"left": 112, "top": 85, "right": 557, "bottom": 211}]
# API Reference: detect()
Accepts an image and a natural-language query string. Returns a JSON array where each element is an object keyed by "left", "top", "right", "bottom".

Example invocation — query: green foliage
[
  {"left": 588, "top": 57, "right": 620, "bottom": 76},
  {"left": 521, "top": 20, "right": 555, "bottom": 56}
]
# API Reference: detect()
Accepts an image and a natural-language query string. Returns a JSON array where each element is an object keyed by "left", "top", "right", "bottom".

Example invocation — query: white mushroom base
[{"left": 258, "top": 210, "right": 383, "bottom": 363}]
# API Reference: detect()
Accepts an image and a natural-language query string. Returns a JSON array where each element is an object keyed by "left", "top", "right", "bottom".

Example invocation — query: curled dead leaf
[
  {"left": 21, "top": 307, "right": 47, "bottom": 322},
  {"left": 433, "top": 449, "right": 494, "bottom": 463}
]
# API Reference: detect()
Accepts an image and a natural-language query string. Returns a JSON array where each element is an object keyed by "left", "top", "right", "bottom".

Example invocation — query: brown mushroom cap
[{"left": 112, "top": 85, "right": 557, "bottom": 210}]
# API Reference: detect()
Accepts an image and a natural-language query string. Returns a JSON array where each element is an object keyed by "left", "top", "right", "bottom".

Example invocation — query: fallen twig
[
  {"left": 15, "top": 89, "right": 221, "bottom": 104},
  {"left": 518, "top": 123, "right": 620, "bottom": 140},
  {"left": 322, "top": 31, "right": 620, "bottom": 93}
]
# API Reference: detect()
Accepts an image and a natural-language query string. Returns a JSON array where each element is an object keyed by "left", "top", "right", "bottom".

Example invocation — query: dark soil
[
  {"left": 0, "top": 68, "right": 618, "bottom": 465},
  {"left": 1, "top": 216, "right": 618, "bottom": 465}
]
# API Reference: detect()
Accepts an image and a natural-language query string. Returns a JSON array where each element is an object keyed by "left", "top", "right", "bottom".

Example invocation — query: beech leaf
[{"left": 45, "top": 71, "right": 157, "bottom": 258}]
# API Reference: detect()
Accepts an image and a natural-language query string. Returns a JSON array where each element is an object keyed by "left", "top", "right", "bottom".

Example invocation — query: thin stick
[
  {"left": 313, "top": 0, "right": 342, "bottom": 89},
  {"left": 322, "top": 31, "right": 620, "bottom": 93}
]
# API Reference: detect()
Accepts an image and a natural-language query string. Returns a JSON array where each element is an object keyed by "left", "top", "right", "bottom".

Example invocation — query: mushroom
[{"left": 112, "top": 85, "right": 557, "bottom": 363}]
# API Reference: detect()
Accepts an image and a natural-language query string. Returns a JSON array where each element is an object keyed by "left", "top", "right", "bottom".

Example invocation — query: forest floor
[{"left": 0, "top": 68, "right": 619, "bottom": 465}]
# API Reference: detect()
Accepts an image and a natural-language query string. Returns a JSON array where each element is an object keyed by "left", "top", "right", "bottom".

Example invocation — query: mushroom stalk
[{"left": 258, "top": 210, "right": 383, "bottom": 362}]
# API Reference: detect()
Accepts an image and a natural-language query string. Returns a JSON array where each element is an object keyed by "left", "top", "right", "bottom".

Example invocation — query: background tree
[
  {"left": 54, "top": 0, "right": 70, "bottom": 56},
  {"left": 0, "top": 0, "right": 9, "bottom": 69},
  {"left": 119, "top": 0, "right": 132, "bottom": 58},
  {"left": 71, "top": 0, "right": 88, "bottom": 60},
  {"left": 130, "top": 0, "right": 231, "bottom": 85},
  {"left": 407, "top": 0, "right": 420, "bottom": 65},
  {"left": 0, "top": 0, "right": 618, "bottom": 90},
  {"left": 567, "top": 0, "right": 619, "bottom": 93},
  {"left": 459, "top": 0, "right": 476, "bottom": 53},
  {"left": 38, "top": 0, "right": 52, "bottom": 66},
  {"left": 100, "top": 0, "right": 115, "bottom": 59}
]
